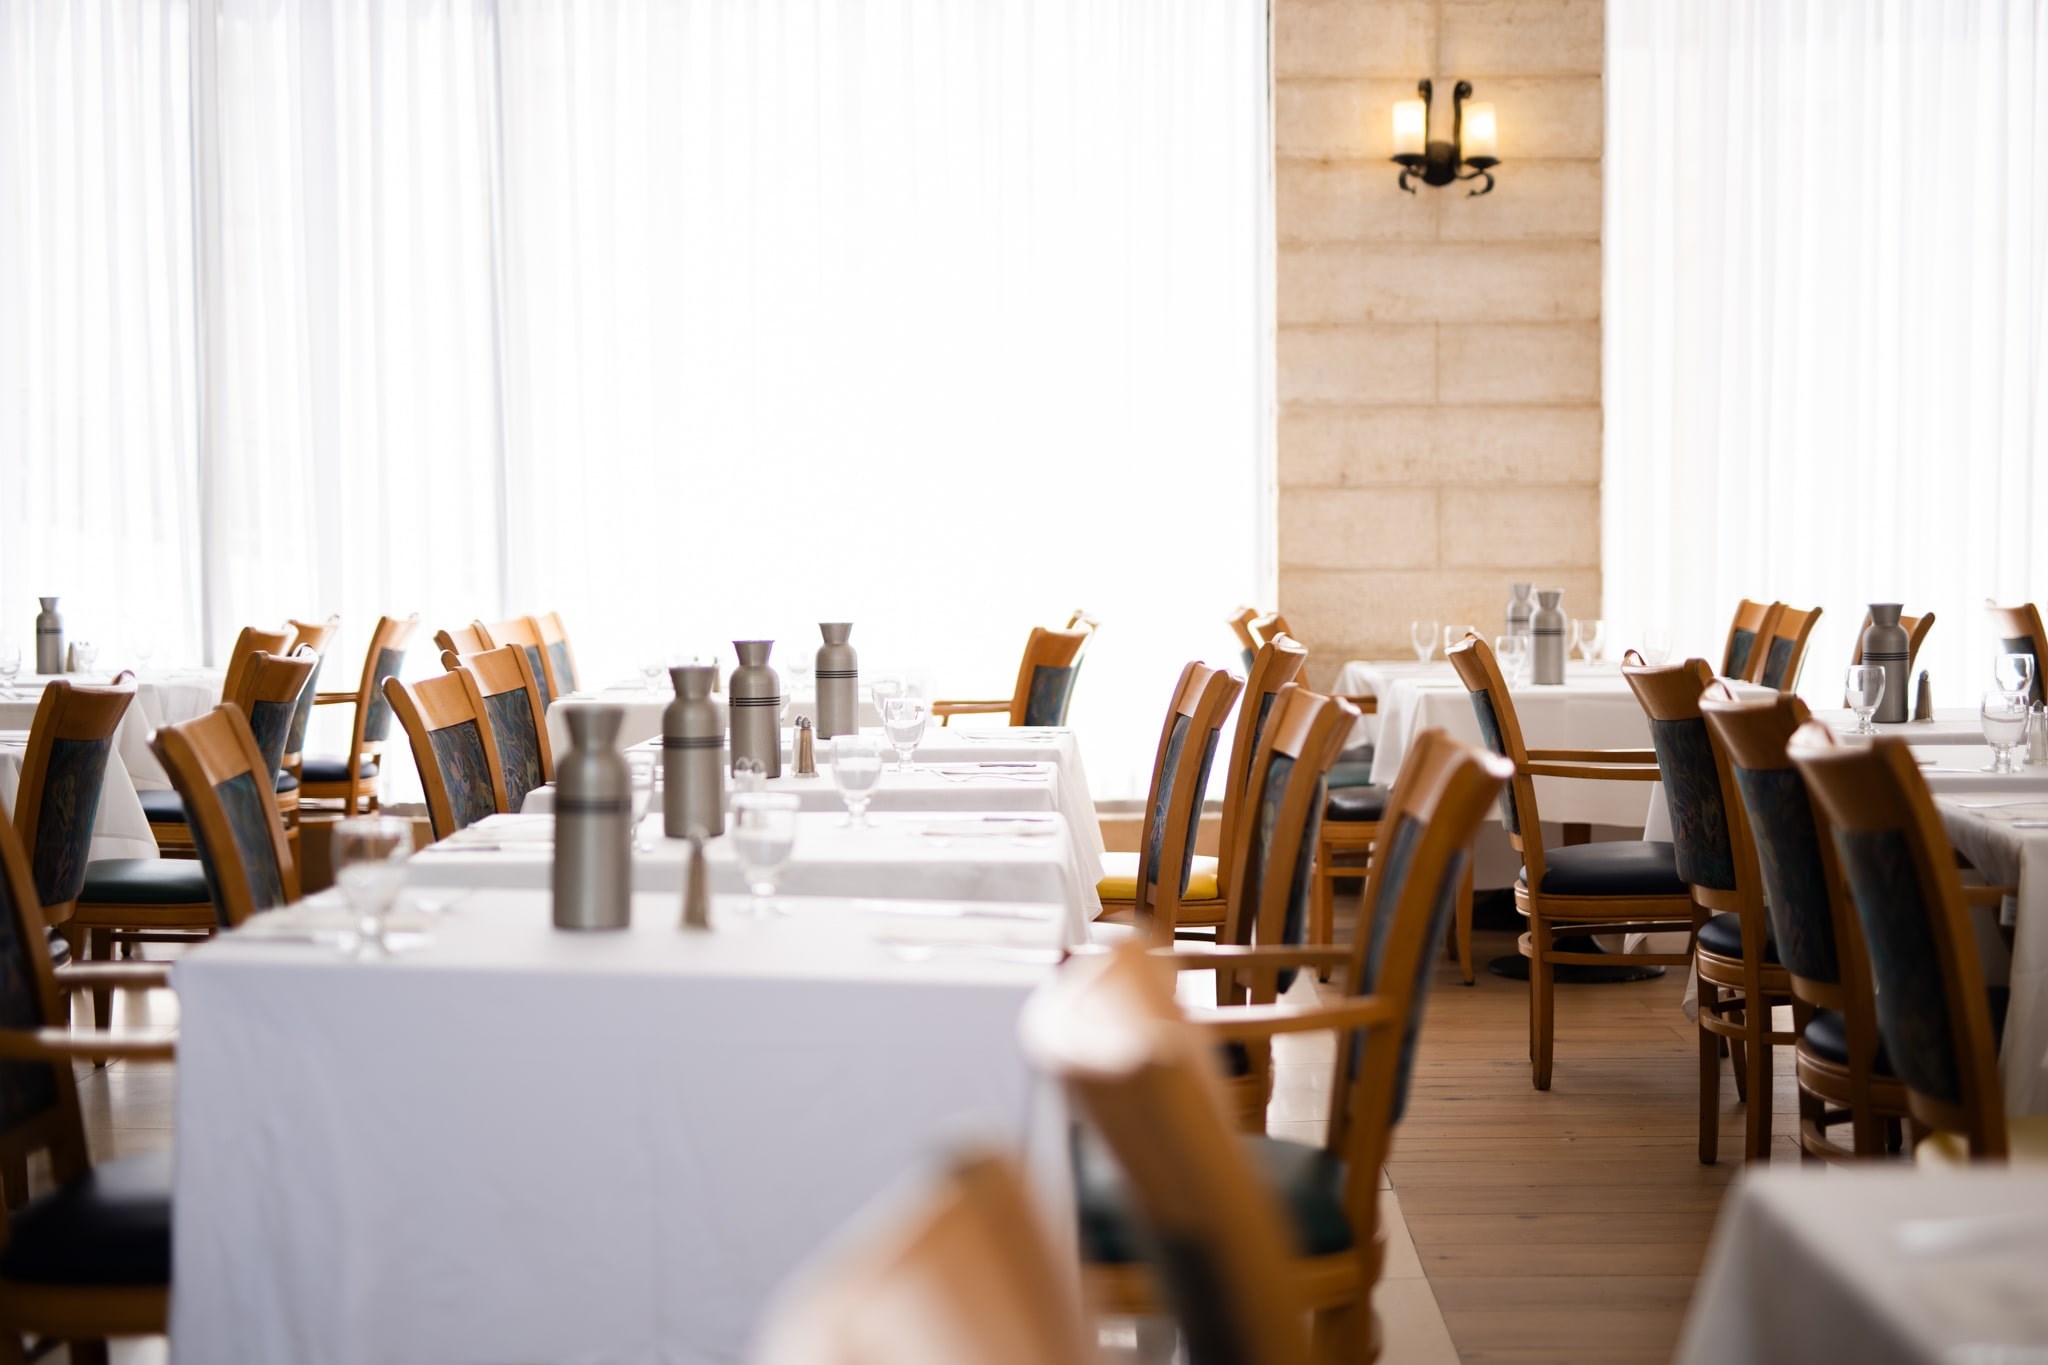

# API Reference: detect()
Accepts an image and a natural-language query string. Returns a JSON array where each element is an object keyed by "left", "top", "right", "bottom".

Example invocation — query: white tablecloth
[
  {"left": 0, "top": 670, "right": 222, "bottom": 790},
  {"left": 170, "top": 889, "right": 1063, "bottom": 1365},
  {"left": 1677, "top": 1167, "right": 2048, "bottom": 1365},
  {"left": 0, "top": 733, "right": 156, "bottom": 862},
  {"left": 408, "top": 809, "right": 1099, "bottom": 944},
  {"left": 1937, "top": 783, "right": 2048, "bottom": 1115},
  {"left": 522, "top": 760, "right": 1063, "bottom": 821}
]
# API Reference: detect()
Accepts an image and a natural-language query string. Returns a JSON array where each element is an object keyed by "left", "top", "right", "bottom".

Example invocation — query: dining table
[
  {"left": 0, "top": 669, "right": 222, "bottom": 789},
  {"left": 1935, "top": 776, "right": 2048, "bottom": 1114},
  {"left": 520, "top": 758, "right": 1067, "bottom": 821},
  {"left": 169, "top": 887, "right": 1068, "bottom": 1365},
  {"left": 0, "top": 731, "right": 157, "bottom": 862}
]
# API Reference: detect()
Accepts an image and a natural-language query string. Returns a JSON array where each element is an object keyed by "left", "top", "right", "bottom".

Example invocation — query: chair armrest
[
  {"left": 1527, "top": 748, "right": 1658, "bottom": 765},
  {"left": 1964, "top": 884, "right": 2017, "bottom": 909},
  {"left": 1337, "top": 694, "right": 1378, "bottom": 715},
  {"left": 1192, "top": 997, "right": 1397, "bottom": 1043},
  {"left": 929, "top": 699, "right": 1010, "bottom": 716},
  {"left": 1524, "top": 761, "right": 1666, "bottom": 783},
  {"left": 1151, "top": 945, "right": 1353, "bottom": 972},
  {"left": 55, "top": 963, "right": 173, "bottom": 993},
  {"left": 314, "top": 692, "right": 358, "bottom": 706},
  {"left": 0, "top": 1029, "right": 175, "bottom": 1063}
]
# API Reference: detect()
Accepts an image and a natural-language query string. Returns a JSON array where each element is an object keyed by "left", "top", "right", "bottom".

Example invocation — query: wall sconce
[{"left": 1391, "top": 80, "right": 1498, "bottom": 196}]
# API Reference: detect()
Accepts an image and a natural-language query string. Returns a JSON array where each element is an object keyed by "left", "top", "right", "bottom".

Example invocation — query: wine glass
[
  {"left": 639, "top": 658, "right": 666, "bottom": 693},
  {"left": 1493, "top": 635, "right": 1531, "bottom": 687},
  {"left": 1574, "top": 619, "right": 1607, "bottom": 662},
  {"left": 333, "top": 815, "right": 413, "bottom": 958},
  {"left": 1996, "top": 652, "right": 2035, "bottom": 700},
  {"left": 72, "top": 641, "right": 97, "bottom": 676},
  {"left": 132, "top": 632, "right": 155, "bottom": 674},
  {"left": 831, "top": 735, "right": 884, "bottom": 826},
  {"left": 1409, "top": 620, "right": 1440, "bottom": 663},
  {"left": 0, "top": 646, "right": 19, "bottom": 699},
  {"left": 1638, "top": 627, "right": 1672, "bottom": 666},
  {"left": 870, "top": 677, "right": 904, "bottom": 726},
  {"left": 730, "top": 792, "right": 800, "bottom": 916},
  {"left": 625, "top": 752, "right": 657, "bottom": 848},
  {"left": 881, "top": 695, "right": 929, "bottom": 772},
  {"left": 1843, "top": 666, "right": 1885, "bottom": 735},
  {"left": 1982, "top": 690, "right": 2030, "bottom": 773}
]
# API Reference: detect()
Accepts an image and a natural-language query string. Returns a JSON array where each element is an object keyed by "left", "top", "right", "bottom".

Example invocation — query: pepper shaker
[
  {"left": 680, "top": 836, "right": 713, "bottom": 930},
  {"left": 1913, "top": 671, "right": 1935, "bottom": 722},
  {"left": 793, "top": 716, "right": 818, "bottom": 777}
]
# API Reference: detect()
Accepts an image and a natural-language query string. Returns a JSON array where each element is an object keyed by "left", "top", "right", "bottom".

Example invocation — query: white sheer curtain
[
  {"left": 1605, "top": 0, "right": 2048, "bottom": 695},
  {"left": 493, "top": 0, "right": 1271, "bottom": 796},
  {"left": 0, "top": 0, "right": 203, "bottom": 664}
]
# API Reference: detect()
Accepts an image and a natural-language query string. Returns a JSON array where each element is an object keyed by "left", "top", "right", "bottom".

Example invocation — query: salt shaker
[
  {"left": 680, "top": 836, "right": 713, "bottom": 930},
  {"left": 1912, "top": 671, "right": 1935, "bottom": 722},
  {"left": 2029, "top": 703, "right": 2047, "bottom": 767},
  {"left": 792, "top": 716, "right": 819, "bottom": 777}
]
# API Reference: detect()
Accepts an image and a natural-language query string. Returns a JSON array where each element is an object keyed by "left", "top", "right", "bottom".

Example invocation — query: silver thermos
[
  {"left": 815, "top": 622, "right": 858, "bottom": 739},
  {"left": 1531, "top": 588, "right": 1566, "bottom": 685},
  {"left": 729, "top": 640, "right": 783, "bottom": 779},
  {"left": 35, "top": 597, "right": 63, "bottom": 676},
  {"left": 663, "top": 664, "right": 725, "bottom": 838},
  {"left": 1861, "top": 603, "right": 1912, "bottom": 725},
  {"left": 1505, "top": 582, "right": 1533, "bottom": 640},
  {"left": 553, "top": 705, "right": 633, "bottom": 930}
]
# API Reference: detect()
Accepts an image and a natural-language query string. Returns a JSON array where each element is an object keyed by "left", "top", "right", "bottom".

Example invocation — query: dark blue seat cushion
[
  {"left": 274, "top": 771, "right": 300, "bottom": 794},
  {"left": 1325, "top": 786, "right": 1388, "bottom": 823},
  {"left": 1519, "top": 841, "right": 1687, "bottom": 898},
  {"left": 1326, "top": 760, "right": 1375, "bottom": 790},
  {"left": 79, "top": 859, "right": 210, "bottom": 906},
  {"left": 1076, "top": 1129, "right": 1350, "bottom": 1263},
  {"left": 1802, "top": 1009, "right": 1892, "bottom": 1075},
  {"left": 0, "top": 1149, "right": 171, "bottom": 1285},
  {"left": 1697, "top": 912, "right": 1778, "bottom": 964},
  {"left": 301, "top": 756, "right": 378, "bottom": 784},
  {"left": 136, "top": 790, "right": 187, "bottom": 825}
]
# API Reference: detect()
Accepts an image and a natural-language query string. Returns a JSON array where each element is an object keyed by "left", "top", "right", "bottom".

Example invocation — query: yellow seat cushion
[
  {"left": 1096, "top": 851, "right": 1219, "bottom": 904},
  {"left": 1915, "top": 1114, "right": 2048, "bottom": 1166}
]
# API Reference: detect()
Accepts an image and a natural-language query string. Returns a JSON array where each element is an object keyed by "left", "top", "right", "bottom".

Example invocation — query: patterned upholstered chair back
[
  {"left": 1754, "top": 604, "right": 1823, "bottom": 693},
  {"left": 219, "top": 625, "right": 290, "bottom": 709},
  {"left": 1445, "top": 633, "right": 1555, "bottom": 873},
  {"left": 1791, "top": 735, "right": 2009, "bottom": 1157},
  {"left": 1721, "top": 599, "right": 1782, "bottom": 683},
  {"left": 1214, "top": 636, "right": 1307, "bottom": 894},
  {"left": 302, "top": 613, "right": 419, "bottom": 816},
  {"left": 1128, "top": 664, "right": 1242, "bottom": 937},
  {"left": 153, "top": 705, "right": 301, "bottom": 926},
  {"left": 281, "top": 620, "right": 339, "bottom": 770},
  {"left": 385, "top": 672, "right": 511, "bottom": 841},
  {"left": 1226, "top": 607, "right": 1261, "bottom": 675},
  {"left": 476, "top": 617, "right": 555, "bottom": 711},
  {"left": 0, "top": 815, "right": 85, "bottom": 1183},
  {"left": 1006, "top": 624, "right": 1093, "bottom": 727},
  {"left": 11, "top": 681, "right": 133, "bottom": 917},
  {"left": 230, "top": 650, "right": 320, "bottom": 785},
  {"left": 536, "top": 611, "right": 581, "bottom": 700},
  {"left": 1622, "top": 659, "right": 1746, "bottom": 907},
  {"left": 446, "top": 645, "right": 554, "bottom": 813},
  {"left": 1987, "top": 602, "right": 2048, "bottom": 707}
]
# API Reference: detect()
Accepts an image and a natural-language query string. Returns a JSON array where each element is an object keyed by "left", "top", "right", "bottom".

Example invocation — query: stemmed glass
[
  {"left": 639, "top": 658, "right": 667, "bottom": 693},
  {"left": 881, "top": 695, "right": 929, "bottom": 772},
  {"left": 132, "top": 633, "right": 155, "bottom": 675},
  {"left": 333, "top": 815, "right": 413, "bottom": 958},
  {"left": 1638, "top": 627, "right": 1672, "bottom": 666},
  {"left": 1410, "top": 620, "right": 1440, "bottom": 663},
  {"left": 72, "top": 641, "right": 97, "bottom": 677},
  {"left": 1982, "top": 690, "right": 2030, "bottom": 773},
  {"left": 625, "top": 752, "right": 657, "bottom": 849},
  {"left": 1844, "top": 666, "right": 1885, "bottom": 735},
  {"left": 730, "top": 792, "right": 800, "bottom": 916},
  {"left": 831, "top": 735, "right": 884, "bottom": 826},
  {"left": 1573, "top": 619, "right": 1607, "bottom": 662},
  {"left": 1996, "top": 652, "right": 2035, "bottom": 701},
  {"left": 870, "top": 678, "right": 904, "bottom": 725},
  {"left": 1494, "top": 635, "right": 1531, "bottom": 687},
  {"left": 0, "top": 646, "right": 19, "bottom": 699}
]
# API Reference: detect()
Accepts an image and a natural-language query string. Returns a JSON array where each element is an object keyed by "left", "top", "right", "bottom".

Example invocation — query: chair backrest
[
  {"left": 476, "top": 617, "right": 555, "bottom": 710},
  {"left": 281, "top": 619, "right": 339, "bottom": 771},
  {"left": 285, "top": 615, "right": 340, "bottom": 657},
  {"left": 1849, "top": 609, "right": 1935, "bottom": 675},
  {"left": 231, "top": 649, "right": 320, "bottom": 786},
  {"left": 1445, "top": 632, "right": 1553, "bottom": 882},
  {"left": 1755, "top": 604, "right": 1823, "bottom": 692},
  {"left": 445, "top": 644, "right": 554, "bottom": 809},
  {"left": 752, "top": 1150, "right": 1093, "bottom": 1365},
  {"left": 219, "top": 625, "right": 290, "bottom": 707},
  {"left": 340, "top": 614, "right": 420, "bottom": 770},
  {"left": 11, "top": 681, "right": 133, "bottom": 915},
  {"left": 535, "top": 610, "right": 580, "bottom": 698},
  {"left": 1622, "top": 658, "right": 1749, "bottom": 915},
  {"left": 434, "top": 623, "right": 490, "bottom": 661},
  {"left": 1790, "top": 733, "right": 2007, "bottom": 1156},
  {"left": 1226, "top": 607, "right": 1260, "bottom": 672},
  {"left": 1004, "top": 625, "right": 1091, "bottom": 727},
  {"left": 153, "top": 704, "right": 300, "bottom": 925},
  {"left": 1721, "top": 599, "right": 1782, "bottom": 682},
  {"left": 1064, "top": 608, "right": 1100, "bottom": 633},
  {"left": 0, "top": 815, "right": 90, "bottom": 1200},
  {"left": 1130, "top": 663, "right": 1243, "bottom": 937},
  {"left": 1248, "top": 611, "right": 1293, "bottom": 649},
  {"left": 1987, "top": 602, "right": 2048, "bottom": 706},
  {"left": 385, "top": 672, "right": 510, "bottom": 840},
  {"left": 1020, "top": 943, "right": 1313, "bottom": 1365},
  {"left": 1216, "top": 636, "right": 1308, "bottom": 889}
]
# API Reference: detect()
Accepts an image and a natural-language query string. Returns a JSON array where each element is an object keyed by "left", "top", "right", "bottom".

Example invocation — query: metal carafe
[
  {"left": 553, "top": 706, "right": 633, "bottom": 930},
  {"left": 815, "top": 623, "right": 858, "bottom": 739},
  {"left": 663, "top": 665, "right": 725, "bottom": 838},
  {"left": 729, "top": 640, "right": 783, "bottom": 778}
]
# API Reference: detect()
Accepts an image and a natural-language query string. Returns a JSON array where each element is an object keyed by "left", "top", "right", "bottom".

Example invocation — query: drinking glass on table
[
  {"left": 639, "top": 658, "right": 667, "bottom": 693},
  {"left": 1844, "top": 666, "right": 1885, "bottom": 735},
  {"left": 0, "top": 646, "right": 18, "bottom": 699},
  {"left": 1493, "top": 635, "right": 1531, "bottom": 687},
  {"left": 881, "top": 695, "right": 929, "bottom": 771},
  {"left": 1996, "top": 652, "right": 2035, "bottom": 700},
  {"left": 870, "top": 677, "right": 904, "bottom": 724},
  {"left": 333, "top": 815, "right": 414, "bottom": 958},
  {"left": 730, "top": 792, "right": 800, "bottom": 916},
  {"left": 132, "top": 633, "right": 155, "bottom": 674},
  {"left": 1638, "top": 627, "right": 1672, "bottom": 666},
  {"left": 1409, "top": 620, "right": 1440, "bottom": 663},
  {"left": 1982, "top": 691, "right": 2029, "bottom": 773},
  {"left": 831, "top": 735, "right": 884, "bottom": 826},
  {"left": 71, "top": 641, "right": 97, "bottom": 676},
  {"left": 625, "top": 752, "right": 657, "bottom": 846},
  {"left": 1573, "top": 619, "right": 1607, "bottom": 662}
]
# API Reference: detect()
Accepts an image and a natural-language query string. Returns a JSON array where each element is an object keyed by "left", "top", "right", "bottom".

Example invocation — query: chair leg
[
  {"left": 1530, "top": 920, "right": 1556, "bottom": 1090},
  {"left": 1743, "top": 1007, "right": 1773, "bottom": 1162},
  {"left": 89, "top": 928, "right": 113, "bottom": 1037},
  {"left": 1312, "top": 1301, "right": 1365, "bottom": 1365},
  {"left": 1728, "top": 1025, "right": 1750, "bottom": 1104},
  {"left": 1698, "top": 982, "right": 1720, "bottom": 1166},
  {"left": 69, "top": 1342, "right": 110, "bottom": 1365},
  {"left": 1310, "top": 841, "right": 1335, "bottom": 984},
  {"left": 1454, "top": 860, "right": 1475, "bottom": 985}
]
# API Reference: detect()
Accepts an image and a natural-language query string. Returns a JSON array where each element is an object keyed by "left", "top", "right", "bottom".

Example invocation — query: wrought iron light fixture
[{"left": 1391, "top": 79, "right": 1498, "bottom": 196}]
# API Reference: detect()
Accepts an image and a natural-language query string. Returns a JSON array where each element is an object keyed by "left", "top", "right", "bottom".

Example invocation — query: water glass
[
  {"left": 1494, "top": 635, "right": 1531, "bottom": 686},
  {"left": 1844, "top": 666, "right": 1885, "bottom": 735},
  {"left": 831, "top": 735, "right": 884, "bottom": 826},
  {"left": 1996, "top": 652, "right": 2035, "bottom": 700},
  {"left": 639, "top": 659, "right": 667, "bottom": 693},
  {"left": 0, "top": 646, "right": 19, "bottom": 699},
  {"left": 132, "top": 633, "right": 155, "bottom": 674},
  {"left": 72, "top": 641, "right": 97, "bottom": 676},
  {"left": 1573, "top": 619, "right": 1607, "bottom": 662},
  {"left": 881, "top": 695, "right": 929, "bottom": 771},
  {"left": 870, "top": 678, "right": 904, "bottom": 724},
  {"left": 1983, "top": 691, "right": 2029, "bottom": 773},
  {"left": 625, "top": 752, "right": 657, "bottom": 845},
  {"left": 333, "top": 815, "right": 414, "bottom": 958},
  {"left": 1410, "top": 620, "right": 1440, "bottom": 663},
  {"left": 1638, "top": 627, "right": 1672, "bottom": 666},
  {"left": 730, "top": 792, "right": 800, "bottom": 916}
]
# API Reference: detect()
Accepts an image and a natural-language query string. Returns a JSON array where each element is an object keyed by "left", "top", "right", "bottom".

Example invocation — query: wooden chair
[
  {"left": 753, "top": 1150, "right": 1095, "bottom": 1365},
  {"left": 1448, "top": 633, "right": 1698, "bottom": 1090},
  {"left": 1702, "top": 690, "right": 1911, "bottom": 1161},
  {"left": 1092, "top": 664, "right": 1242, "bottom": 941},
  {"left": 1026, "top": 729, "right": 1507, "bottom": 1363},
  {"left": 9, "top": 683, "right": 139, "bottom": 928},
  {"left": 1249, "top": 611, "right": 1293, "bottom": 649},
  {"left": 931, "top": 624, "right": 1093, "bottom": 727},
  {"left": 1227, "top": 606, "right": 1260, "bottom": 672},
  {"left": 278, "top": 615, "right": 339, "bottom": 808},
  {"left": 304, "top": 614, "right": 418, "bottom": 816},
  {"left": 534, "top": 611, "right": 581, "bottom": 698},
  {"left": 0, "top": 814, "right": 176, "bottom": 1364},
  {"left": 1791, "top": 735, "right": 2048, "bottom": 1162},
  {"left": 1626, "top": 662, "right": 1797, "bottom": 1163},
  {"left": 1721, "top": 600, "right": 1782, "bottom": 683},
  {"left": 1987, "top": 602, "right": 2048, "bottom": 705},
  {"left": 475, "top": 617, "right": 556, "bottom": 709},
  {"left": 151, "top": 705, "right": 301, "bottom": 929},
  {"left": 138, "top": 624, "right": 290, "bottom": 856},
  {"left": 444, "top": 645, "right": 554, "bottom": 812},
  {"left": 1752, "top": 604, "right": 1822, "bottom": 693},
  {"left": 217, "top": 625, "right": 289, "bottom": 712},
  {"left": 384, "top": 672, "right": 510, "bottom": 841},
  {"left": 1064, "top": 608, "right": 1100, "bottom": 633},
  {"left": 433, "top": 623, "right": 489, "bottom": 661},
  {"left": 1849, "top": 608, "right": 1935, "bottom": 673},
  {"left": 284, "top": 615, "right": 340, "bottom": 657}
]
